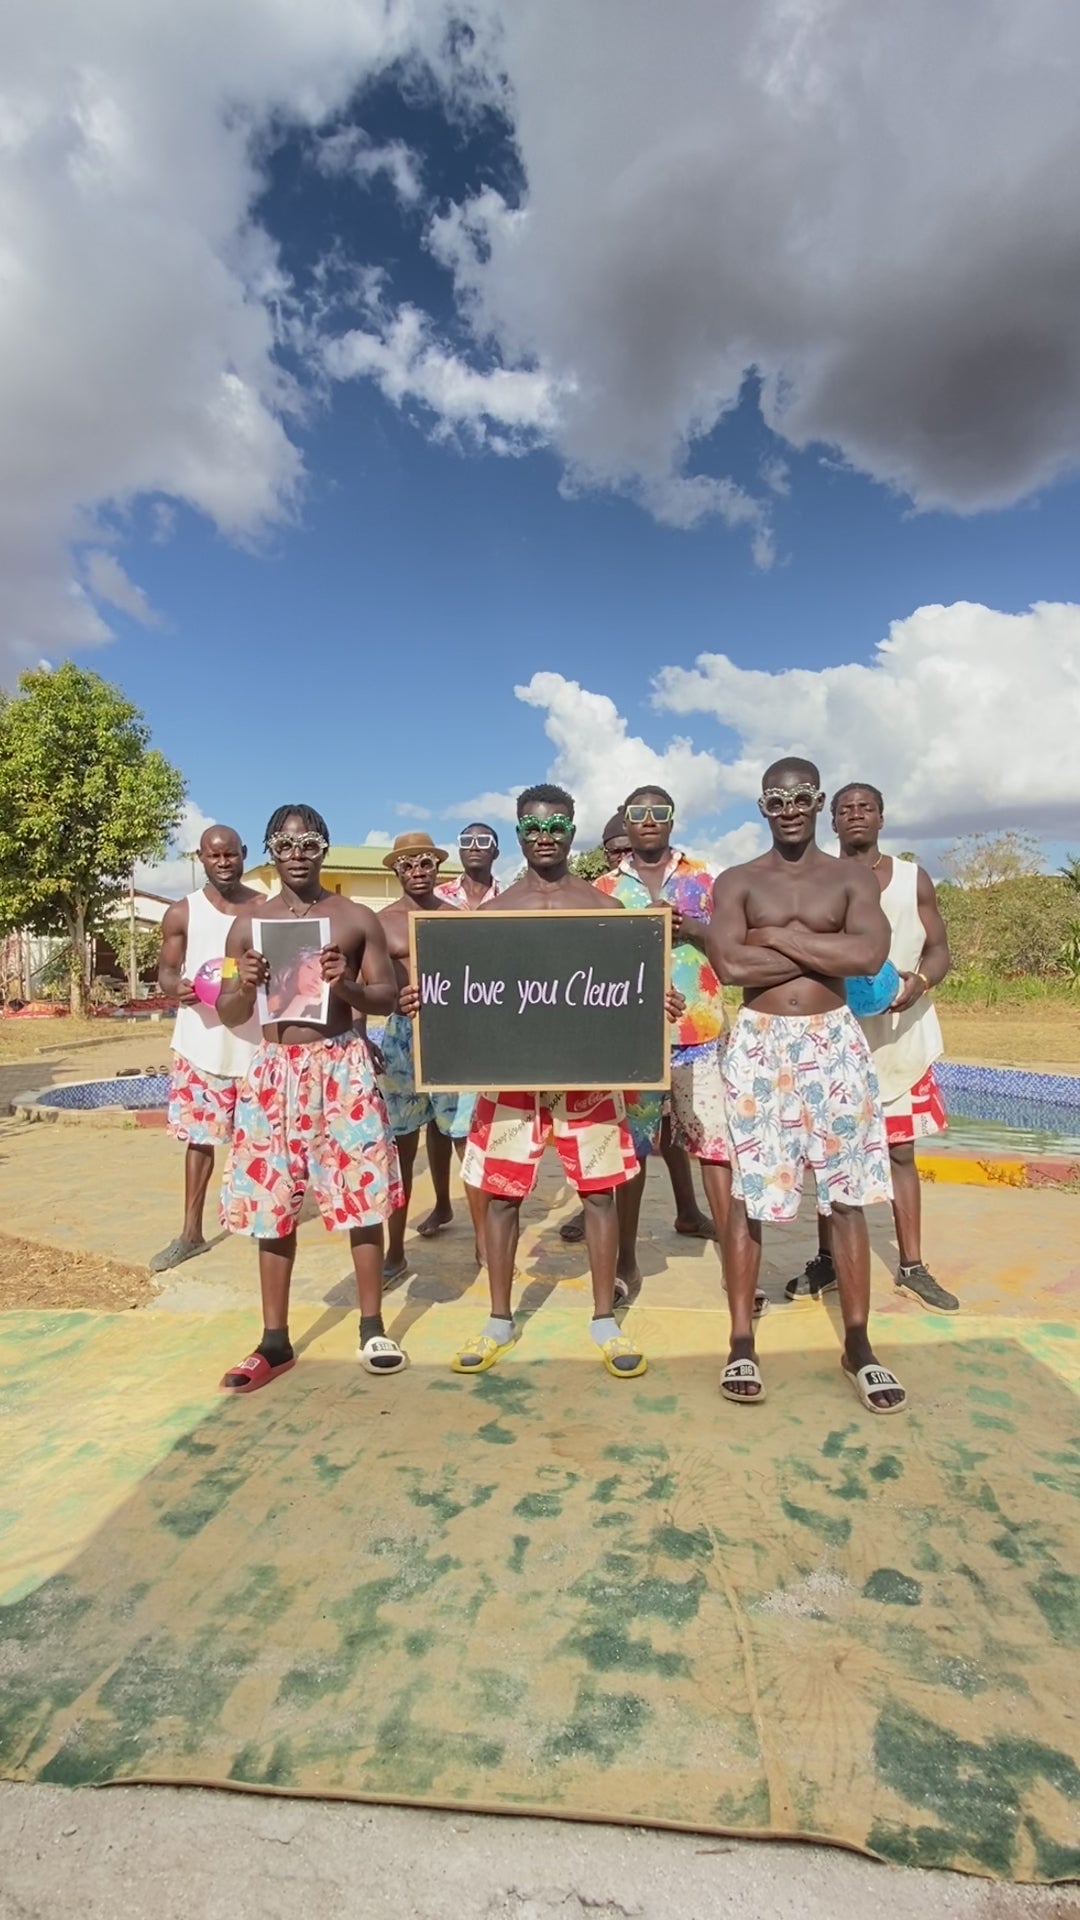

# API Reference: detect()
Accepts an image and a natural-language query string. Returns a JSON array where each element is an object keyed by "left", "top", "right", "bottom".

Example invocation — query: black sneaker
[
  {"left": 785, "top": 1252, "right": 837, "bottom": 1302},
  {"left": 895, "top": 1263, "right": 959, "bottom": 1313}
]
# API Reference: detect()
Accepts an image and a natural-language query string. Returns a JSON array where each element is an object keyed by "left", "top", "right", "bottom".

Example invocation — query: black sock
[
  {"left": 257, "top": 1327, "right": 293, "bottom": 1363},
  {"left": 360, "top": 1313, "right": 385, "bottom": 1346}
]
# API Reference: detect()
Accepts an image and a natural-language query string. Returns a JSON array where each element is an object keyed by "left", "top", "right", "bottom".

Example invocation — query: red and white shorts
[
  {"left": 462, "top": 1090, "right": 639, "bottom": 1200},
  {"left": 883, "top": 1066, "right": 948, "bottom": 1145},
  {"left": 168, "top": 1055, "right": 238, "bottom": 1146}
]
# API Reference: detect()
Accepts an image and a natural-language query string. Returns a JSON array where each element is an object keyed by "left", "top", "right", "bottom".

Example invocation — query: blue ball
[{"left": 846, "top": 960, "right": 901, "bottom": 1017}]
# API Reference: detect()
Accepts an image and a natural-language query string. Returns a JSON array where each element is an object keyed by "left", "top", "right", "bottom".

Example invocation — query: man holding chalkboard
[
  {"left": 378, "top": 832, "right": 487, "bottom": 1282},
  {"left": 401, "top": 784, "right": 660, "bottom": 1380},
  {"left": 708, "top": 760, "right": 905, "bottom": 1415}
]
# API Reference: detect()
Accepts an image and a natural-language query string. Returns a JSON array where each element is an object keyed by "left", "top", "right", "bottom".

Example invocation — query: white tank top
[
  {"left": 857, "top": 857, "right": 944, "bottom": 1102},
  {"left": 170, "top": 888, "right": 261, "bottom": 1077}
]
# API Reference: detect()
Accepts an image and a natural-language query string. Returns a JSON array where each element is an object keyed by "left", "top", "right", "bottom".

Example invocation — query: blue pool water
[{"left": 933, "top": 1064, "right": 1080, "bottom": 1158}]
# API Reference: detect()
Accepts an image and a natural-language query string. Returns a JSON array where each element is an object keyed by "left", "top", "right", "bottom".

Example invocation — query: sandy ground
[
  {"left": 2, "top": 1020, "right": 1079, "bottom": 1914},
  {"left": 2, "top": 1783, "right": 1077, "bottom": 1920}
]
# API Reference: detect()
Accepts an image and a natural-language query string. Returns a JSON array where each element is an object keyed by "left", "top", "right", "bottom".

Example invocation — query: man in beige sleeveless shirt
[
  {"left": 151, "top": 825, "right": 261, "bottom": 1272},
  {"left": 791, "top": 783, "right": 959, "bottom": 1313}
]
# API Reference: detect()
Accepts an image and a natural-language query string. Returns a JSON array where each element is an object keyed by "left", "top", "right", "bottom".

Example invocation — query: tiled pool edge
[{"left": 936, "top": 1060, "right": 1080, "bottom": 1108}]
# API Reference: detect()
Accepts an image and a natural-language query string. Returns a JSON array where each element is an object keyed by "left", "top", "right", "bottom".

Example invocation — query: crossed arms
[{"left": 707, "top": 867, "right": 891, "bottom": 987}]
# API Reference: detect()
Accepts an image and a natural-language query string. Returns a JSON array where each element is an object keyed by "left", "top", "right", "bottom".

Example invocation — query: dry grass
[
  {"left": 0, "top": 1016, "right": 110, "bottom": 1064},
  {"left": 0, "top": 1231, "right": 158, "bottom": 1312},
  {"left": 938, "top": 1005, "right": 1080, "bottom": 1072}
]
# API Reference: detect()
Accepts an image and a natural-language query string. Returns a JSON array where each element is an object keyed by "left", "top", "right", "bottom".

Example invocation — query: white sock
[
  {"left": 590, "top": 1315, "right": 622, "bottom": 1346},
  {"left": 482, "top": 1315, "right": 514, "bottom": 1343}
]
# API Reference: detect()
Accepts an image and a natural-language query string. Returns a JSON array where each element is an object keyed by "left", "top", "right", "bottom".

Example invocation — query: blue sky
[{"left": 4, "top": 4, "right": 1079, "bottom": 885}]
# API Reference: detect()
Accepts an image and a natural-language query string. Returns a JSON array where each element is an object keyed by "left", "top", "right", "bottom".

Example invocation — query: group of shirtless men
[{"left": 153, "top": 758, "right": 957, "bottom": 1415}]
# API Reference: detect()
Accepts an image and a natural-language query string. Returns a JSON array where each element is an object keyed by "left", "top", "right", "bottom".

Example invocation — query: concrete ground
[
  {"left": 2, "top": 1782, "right": 1077, "bottom": 1920},
  {"left": 2, "top": 1038, "right": 1079, "bottom": 1916}
]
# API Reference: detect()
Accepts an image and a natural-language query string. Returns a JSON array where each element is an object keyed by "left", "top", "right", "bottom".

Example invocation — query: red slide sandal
[{"left": 219, "top": 1352, "right": 296, "bottom": 1394}]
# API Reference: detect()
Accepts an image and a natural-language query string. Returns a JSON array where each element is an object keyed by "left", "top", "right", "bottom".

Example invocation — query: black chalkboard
[{"left": 408, "top": 909, "right": 671, "bottom": 1091}]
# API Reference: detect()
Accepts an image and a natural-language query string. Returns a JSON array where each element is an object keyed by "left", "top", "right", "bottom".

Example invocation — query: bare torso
[
  {"left": 739, "top": 850, "right": 854, "bottom": 1014},
  {"left": 380, "top": 895, "right": 454, "bottom": 997}
]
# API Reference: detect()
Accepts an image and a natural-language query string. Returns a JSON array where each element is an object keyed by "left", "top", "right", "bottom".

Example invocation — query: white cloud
[
  {"left": 0, "top": 0, "right": 424, "bottom": 678},
  {"left": 135, "top": 799, "right": 222, "bottom": 897},
  {"left": 314, "top": 127, "right": 422, "bottom": 206},
  {"left": 654, "top": 600, "right": 1080, "bottom": 839},
  {"left": 424, "top": 0, "right": 1080, "bottom": 529},
  {"left": 449, "top": 601, "right": 1080, "bottom": 863},
  {"left": 323, "top": 302, "right": 559, "bottom": 451},
  {"left": 394, "top": 802, "right": 433, "bottom": 820},
  {"left": 363, "top": 829, "right": 392, "bottom": 847},
  {"left": 82, "top": 548, "right": 160, "bottom": 627}
]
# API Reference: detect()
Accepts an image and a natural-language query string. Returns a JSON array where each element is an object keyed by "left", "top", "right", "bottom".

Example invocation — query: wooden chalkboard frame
[{"left": 407, "top": 907, "right": 673, "bottom": 1092}]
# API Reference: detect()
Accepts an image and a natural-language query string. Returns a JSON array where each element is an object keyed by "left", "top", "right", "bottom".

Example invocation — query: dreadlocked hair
[{"left": 264, "top": 804, "right": 330, "bottom": 849}]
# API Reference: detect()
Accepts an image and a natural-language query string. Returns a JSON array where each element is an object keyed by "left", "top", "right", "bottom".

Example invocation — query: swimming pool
[{"left": 934, "top": 1063, "right": 1080, "bottom": 1159}]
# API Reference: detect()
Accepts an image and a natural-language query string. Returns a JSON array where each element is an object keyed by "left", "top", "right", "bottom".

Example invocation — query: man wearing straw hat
[{"left": 377, "top": 833, "right": 488, "bottom": 1282}]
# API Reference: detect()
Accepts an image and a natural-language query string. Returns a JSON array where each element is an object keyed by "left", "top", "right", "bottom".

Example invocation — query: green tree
[
  {"left": 570, "top": 846, "right": 608, "bottom": 881},
  {"left": 1059, "top": 854, "right": 1080, "bottom": 896},
  {"left": 0, "top": 666, "right": 185, "bottom": 1013},
  {"left": 942, "top": 830, "right": 1044, "bottom": 888},
  {"left": 937, "top": 875, "right": 1074, "bottom": 978}
]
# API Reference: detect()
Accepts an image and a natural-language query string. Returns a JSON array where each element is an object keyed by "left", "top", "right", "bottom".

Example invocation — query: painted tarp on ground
[{"left": 1, "top": 1301, "right": 1079, "bottom": 1882}]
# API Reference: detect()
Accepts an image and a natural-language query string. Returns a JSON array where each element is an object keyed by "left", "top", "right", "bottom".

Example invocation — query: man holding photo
[{"left": 216, "top": 805, "right": 406, "bottom": 1391}]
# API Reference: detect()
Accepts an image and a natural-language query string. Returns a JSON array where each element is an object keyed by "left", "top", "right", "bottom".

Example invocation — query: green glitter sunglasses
[{"left": 517, "top": 813, "right": 575, "bottom": 839}]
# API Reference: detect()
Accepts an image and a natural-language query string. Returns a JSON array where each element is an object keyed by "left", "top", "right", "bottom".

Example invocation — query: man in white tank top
[
  {"left": 150, "top": 826, "right": 262, "bottom": 1272},
  {"left": 790, "top": 784, "right": 959, "bottom": 1314}
]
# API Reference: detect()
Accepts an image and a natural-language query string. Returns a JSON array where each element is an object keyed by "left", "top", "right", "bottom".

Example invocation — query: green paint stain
[
  {"left": 312, "top": 1454, "right": 351, "bottom": 1487},
  {"left": 714, "top": 1780, "right": 770, "bottom": 1826},
  {"left": 543, "top": 1684, "right": 651, "bottom": 1764},
  {"left": 870, "top": 1454, "right": 903, "bottom": 1482},
  {"left": 403, "top": 1630, "right": 436, "bottom": 1657},
  {"left": 970, "top": 1386, "right": 1012, "bottom": 1408},
  {"left": 473, "top": 1374, "right": 535, "bottom": 1414},
  {"left": 507, "top": 1534, "right": 530, "bottom": 1574},
  {"left": 595, "top": 1511, "right": 631, "bottom": 1529},
  {"left": 476, "top": 1421, "right": 515, "bottom": 1447},
  {"left": 863, "top": 1569, "right": 921, "bottom": 1606},
  {"left": 407, "top": 1486, "right": 465, "bottom": 1524},
  {"left": 1025, "top": 1818, "right": 1080, "bottom": 1880},
  {"left": 229, "top": 1738, "right": 296, "bottom": 1786},
  {"left": 822, "top": 1426, "right": 867, "bottom": 1461},
  {"left": 870, "top": 1701, "right": 1080, "bottom": 1875},
  {"left": 472, "top": 1667, "right": 526, "bottom": 1716},
  {"left": 1027, "top": 1569, "right": 1080, "bottom": 1646},
  {"left": 602, "top": 1442, "right": 668, "bottom": 1465},
  {"left": 911, "top": 1540, "right": 943, "bottom": 1573},
  {"left": 650, "top": 1523, "right": 712, "bottom": 1563},
  {"left": 157, "top": 1460, "right": 248, "bottom": 1540},
  {"left": 642, "top": 1473, "right": 676, "bottom": 1501},
  {"left": 364, "top": 1685, "right": 504, "bottom": 1793},
  {"left": 569, "top": 1620, "right": 688, "bottom": 1677},
  {"left": 591, "top": 1475, "right": 622, "bottom": 1505},
  {"left": 829, "top": 1468, "right": 868, "bottom": 1503},
  {"left": 634, "top": 1392, "right": 677, "bottom": 1414},
  {"left": 780, "top": 1498, "right": 851, "bottom": 1547},
  {"left": 971, "top": 1414, "right": 1016, "bottom": 1433},
  {"left": 514, "top": 1492, "right": 562, "bottom": 1520},
  {"left": 470, "top": 1484, "right": 497, "bottom": 1507}
]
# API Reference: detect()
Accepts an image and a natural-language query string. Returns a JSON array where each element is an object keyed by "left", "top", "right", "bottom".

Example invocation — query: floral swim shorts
[
  {"left": 168, "top": 1054, "right": 238, "bottom": 1146},
  {"left": 378, "top": 1012, "right": 476, "bottom": 1140},
  {"left": 220, "top": 1035, "right": 404, "bottom": 1239},
  {"left": 723, "top": 1007, "right": 892, "bottom": 1224},
  {"left": 624, "top": 1040, "right": 731, "bottom": 1163},
  {"left": 462, "top": 1090, "right": 639, "bottom": 1200}
]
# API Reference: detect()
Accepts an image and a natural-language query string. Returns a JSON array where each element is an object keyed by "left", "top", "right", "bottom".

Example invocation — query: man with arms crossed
[
  {"left": 789, "top": 784, "right": 958, "bottom": 1312},
  {"left": 378, "top": 832, "right": 487, "bottom": 1281},
  {"left": 401, "top": 785, "right": 680, "bottom": 1380},
  {"left": 151, "top": 825, "right": 261, "bottom": 1273},
  {"left": 708, "top": 759, "right": 906, "bottom": 1413},
  {"left": 216, "top": 805, "right": 405, "bottom": 1391}
]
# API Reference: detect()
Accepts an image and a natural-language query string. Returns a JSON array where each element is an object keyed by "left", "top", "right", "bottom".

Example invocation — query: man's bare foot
[
  {"left": 673, "top": 1208, "right": 716, "bottom": 1240},
  {"left": 559, "top": 1210, "right": 586, "bottom": 1244},
  {"left": 383, "top": 1255, "right": 410, "bottom": 1286},
  {"left": 841, "top": 1334, "right": 906, "bottom": 1411},
  {"left": 417, "top": 1203, "right": 454, "bottom": 1239},
  {"left": 720, "top": 1334, "right": 765, "bottom": 1403}
]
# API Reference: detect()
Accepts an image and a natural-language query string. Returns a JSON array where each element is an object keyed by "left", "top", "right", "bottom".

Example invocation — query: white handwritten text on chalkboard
[{"left": 420, "top": 961, "right": 647, "bottom": 1015}]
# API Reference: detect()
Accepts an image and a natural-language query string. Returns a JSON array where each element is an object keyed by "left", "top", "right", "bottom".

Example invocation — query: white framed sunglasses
[{"left": 460, "top": 832, "right": 497, "bottom": 851}]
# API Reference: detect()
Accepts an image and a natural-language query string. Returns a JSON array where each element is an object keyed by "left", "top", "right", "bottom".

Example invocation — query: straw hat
[{"left": 382, "top": 830, "right": 449, "bottom": 869}]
